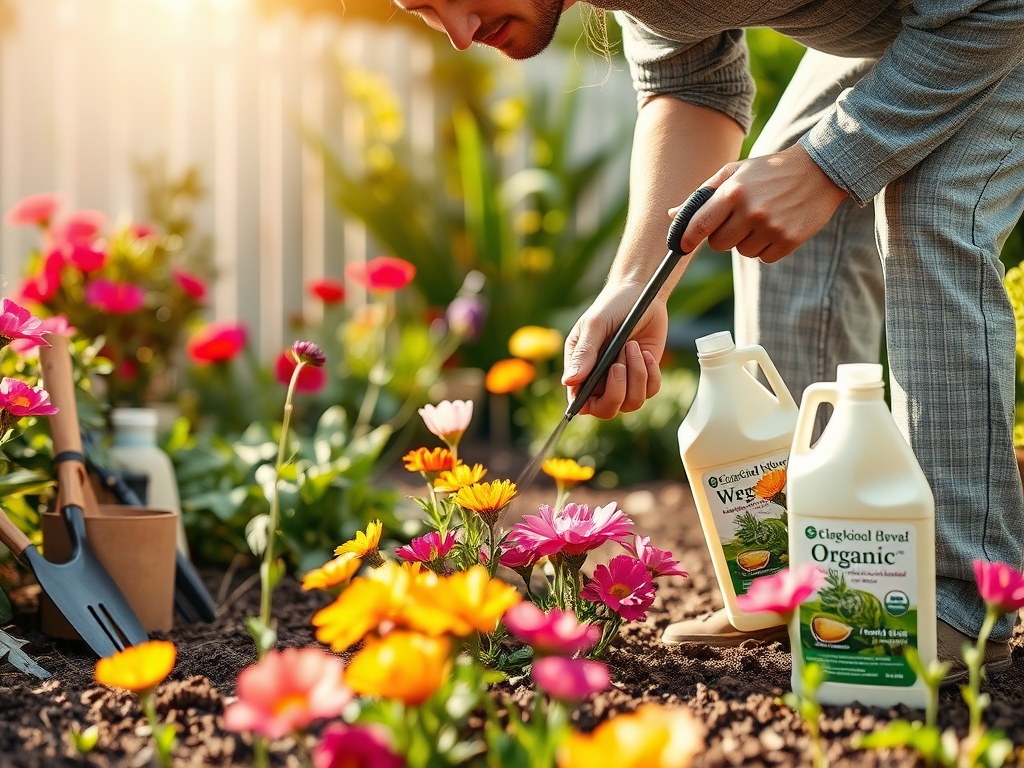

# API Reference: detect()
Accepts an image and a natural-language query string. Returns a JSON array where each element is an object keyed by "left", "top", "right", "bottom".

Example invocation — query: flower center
[
  {"left": 11, "top": 395, "right": 31, "bottom": 409},
  {"left": 272, "top": 692, "right": 308, "bottom": 716},
  {"left": 609, "top": 583, "right": 632, "bottom": 599}
]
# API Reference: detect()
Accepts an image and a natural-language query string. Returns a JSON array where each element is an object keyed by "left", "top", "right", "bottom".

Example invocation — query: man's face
[{"left": 394, "top": 0, "right": 572, "bottom": 60}]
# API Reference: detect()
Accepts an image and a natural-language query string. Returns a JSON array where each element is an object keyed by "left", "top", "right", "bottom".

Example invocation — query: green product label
[
  {"left": 796, "top": 518, "right": 918, "bottom": 687},
  {"left": 700, "top": 451, "right": 789, "bottom": 596}
]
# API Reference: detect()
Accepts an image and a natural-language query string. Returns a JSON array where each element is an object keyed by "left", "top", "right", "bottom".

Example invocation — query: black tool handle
[{"left": 566, "top": 186, "right": 715, "bottom": 419}]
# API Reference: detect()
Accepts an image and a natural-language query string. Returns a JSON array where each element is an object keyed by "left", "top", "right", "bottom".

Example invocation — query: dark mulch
[{"left": 1, "top": 446, "right": 1022, "bottom": 766}]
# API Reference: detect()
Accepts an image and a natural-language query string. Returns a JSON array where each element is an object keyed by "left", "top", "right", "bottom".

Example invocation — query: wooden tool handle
[
  {"left": 38, "top": 336, "right": 88, "bottom": 510},
  {"left": 0, "top": 507, "right": 32, "bottom": 556}
]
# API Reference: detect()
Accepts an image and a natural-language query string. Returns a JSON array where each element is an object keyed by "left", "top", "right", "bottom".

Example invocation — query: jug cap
[
  {"left": 695, "top": 331, "right": 735, "bottom": 357},
  {"left": 111, "top": 407, "right": 159, "bottom": 430},
  {"left": 837, "top": 363, "right": 884, "bottom": 388}
]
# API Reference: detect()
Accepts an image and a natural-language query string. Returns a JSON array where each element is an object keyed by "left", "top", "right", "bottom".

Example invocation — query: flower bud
[{"left": 291, "top": 340, "right": 326, "bottom": 368}]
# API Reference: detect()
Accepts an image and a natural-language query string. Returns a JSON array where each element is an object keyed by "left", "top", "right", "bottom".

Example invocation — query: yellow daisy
[
  {"left": 434, "top": 463, "right": 488, "bottom": 493},
  {"left": 542, "top": 458, "right": 595, "bottom": 486},
  {"left": 335, "top": 520, "right": 384, "bottom": 566},
  {"left": 95, "top": 640, "right": 176, "bottom": 695},
  {"left": 454, "top": 480, "right": 518, "bottom": 525},
  {"left": 302, "top": 552, "right": 361, "bottom": 592}
]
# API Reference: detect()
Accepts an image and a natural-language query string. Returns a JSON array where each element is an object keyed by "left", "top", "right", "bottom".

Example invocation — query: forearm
[{"left": 609, "top": 97, "right": 745, "bottom": 301}]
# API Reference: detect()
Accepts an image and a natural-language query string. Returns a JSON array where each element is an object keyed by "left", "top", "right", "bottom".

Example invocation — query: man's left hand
[{"left": 675, "top": 144, "right": 849, "bottom": 262}]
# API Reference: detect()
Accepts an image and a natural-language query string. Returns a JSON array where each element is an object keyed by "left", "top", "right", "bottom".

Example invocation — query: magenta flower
[
  {"left": 418, "top": 400, "right": 473, "bottom": 449},
  {"left": 66, "top": 244, "right": 107, "bottom": 273},
  {"left": 4, "top": 192, "right": 62, "bottom": 227},
  {"left": 130, "top": 223, "right": 158, "bottom": 240},
  {"left": 395, "top": 531, "right": 456, "bottom": 564},
  {"left": 53, "top": 209, "right": 106, "bottom": 246},
  {"left": 621, "top": 535, "right": 688, "bottom": 578},
  {"left": 445, "top": 295, "right": 487, "bottom": 342},
  {"left": 275, "top": 351, "right": 326, "bottom": 393},
  {"left": 223, "top": 647, "right": 353, "bottom": 739},
  {"left": 0, "top": 377, "right": 59, "bottom": 433},
  {"left": 973, "top": 559, "right": 1024, "bottom": 615},
  {"left": 291, "top": 340, "right": 326, "bottom": 368},
  {"left": 84, "top": 279, "right": 145, "bottom": 314},
  {"left": 503, "top": 602, "right": 600, "bottom": 656},
  {"left": 10, "top": 315, "right": 74, "bottom": 355},
  {"left": 531, "top": 656, "right": 610, "bottom": 702},
  {"left": 313, "top": 723, "right": 404, "bottom": 768},
  {"left": 499, "top": 542, "right": 542, "bottom": 570},
  {"left": 173, "top": 269, "right": 207, "bottom": 301},
  {"left": 736, "top": 563, "right": 825, "bottom": 616},
  {"left": 0, "top": 298, "right": 51, "bottom": 349},
  {"left": 510, "top": 502, "right": 633, "bottom": 557},
  {"left": 581, "top": 555, "right": 656, "bottom": 621}
]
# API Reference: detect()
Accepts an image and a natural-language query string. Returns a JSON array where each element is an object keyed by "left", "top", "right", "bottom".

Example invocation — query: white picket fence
[{"left": 0, "top": 0, "right": 635, "bottom": 359}]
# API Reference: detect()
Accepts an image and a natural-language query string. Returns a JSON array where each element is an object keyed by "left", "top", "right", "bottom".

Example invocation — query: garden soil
[{"left": 1, "top": 443, "right": 1022, "bottom": 767}]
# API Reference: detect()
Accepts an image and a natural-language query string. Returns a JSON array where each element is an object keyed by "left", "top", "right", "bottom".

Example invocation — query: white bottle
[
  {"left": 110, "top": 407, "right": 189, "bottom": 557},
  {"left": 679, "top": 331, "right": 799, "bottom": 631},
  {"left": 787, "top": 364, "right": 936, "bottom": 708}
]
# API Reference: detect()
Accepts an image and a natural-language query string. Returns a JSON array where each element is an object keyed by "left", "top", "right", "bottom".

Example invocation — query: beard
[{"left": 490, "top": 0, "right": 564, "bottom": 59}]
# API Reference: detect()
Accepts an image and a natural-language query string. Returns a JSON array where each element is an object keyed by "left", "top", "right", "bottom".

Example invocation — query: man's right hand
[{"left": 561, "top": 283, "right": 667, "bottom": 419}]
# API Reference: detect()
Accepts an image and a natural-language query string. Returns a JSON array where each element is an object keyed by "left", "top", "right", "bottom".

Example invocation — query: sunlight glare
[{"left": 152, "top": 0, "right": 248, "bottom": 15}]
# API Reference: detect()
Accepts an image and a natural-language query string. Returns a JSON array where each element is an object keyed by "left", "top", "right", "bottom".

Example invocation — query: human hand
[
  {"left": 675, "top": 144, "right": 848, "bottom": 263},
  {"left": 561, "top": 284, "right": 667, "bottom": 419}
]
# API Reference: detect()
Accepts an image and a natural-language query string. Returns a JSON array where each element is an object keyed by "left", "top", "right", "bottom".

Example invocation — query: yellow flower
[
  {"left": 542, "top": 458, "right": 595, "bottom": 487},
  {"left": 95, "top": 640, "right": 176, "bottom": 694},
  {"left": 335, "top": 520, "right": 383, "bottom": 566},
  {"left": 453, "top": 480, "right": 518, "bottom": 525},
  {"left": 508, "top": 326, "right": 562, "bottom": 361},
  {"left": 753, "top": 468, "right": 786, "bottom": 499},
  {"left": 410, "top": 565, "right": 521, "bottom": 636},
  {"left": 345, "top": 631, "right": 451, "bottom": 706},
  {"left": 302, "top": 553, "right": 361, "bottom": 591},
  {"left": 558, "top": 704, "right": 704, "bottom": 768},
  {"left": 402, "top": 447, "right": 456, "bottom": 474},
  {"left": 434, "top": 463, "right": 487, "bottom": 493},
  {"left": 485, "top": 359, "right": 536, "bottom": 394}
]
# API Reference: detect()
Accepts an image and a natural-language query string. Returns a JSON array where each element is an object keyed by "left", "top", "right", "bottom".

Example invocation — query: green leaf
[
  {"left": 246, "top": 616, "right": 277, "bottom": 656},
  {"left": 0, "top": 469, "right": 53, "bottom": 499},
  {"left": 261, "top": 558, "right": 285, "bottom": 592},
  {"left": 68, "top": 724, "right": 99, "bottom": 755},
  {"left": 245, "top": 514, "right": 271, "bottom": 556},
  {"left": 854, "top": 721, "right": 950, "bottom": 766}
]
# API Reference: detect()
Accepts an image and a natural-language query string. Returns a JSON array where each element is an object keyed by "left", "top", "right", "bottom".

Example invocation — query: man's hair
[{"left": 580, "top": 5, "right": 613, "bottom": 63}]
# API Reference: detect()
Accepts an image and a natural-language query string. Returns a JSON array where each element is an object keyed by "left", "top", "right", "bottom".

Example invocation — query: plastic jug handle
[
  {"left": 791, "top": 382, "right": 839, "bottom": 458},
  {"left": 742, "top": 345, "right": 798, "bottom": 411}
]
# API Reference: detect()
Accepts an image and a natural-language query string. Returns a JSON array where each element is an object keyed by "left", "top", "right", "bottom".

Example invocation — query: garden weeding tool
[{"left": 514, "top": 186, "right": 716, "bottom": 492}]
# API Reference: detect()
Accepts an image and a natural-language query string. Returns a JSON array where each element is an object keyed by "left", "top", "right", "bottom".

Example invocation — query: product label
[
  {"left": 795, "top": 517, "right": 918, "bottom": 687},
  {"left": 699, "top": 451, "right": 790, "bottom": 596}
]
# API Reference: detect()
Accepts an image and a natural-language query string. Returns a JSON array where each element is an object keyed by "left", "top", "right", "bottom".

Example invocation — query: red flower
[
  {"left": 308, "top": 279, "right": 345, "bottom": 304},
  {"left": 4, "top": 192, "right": 62, "bottom": 228},
  {"left": 67, "top": 244, "right": 107, "bottom": 273},
  {"left": 276, "top": 350, "right": 326, "bottom": 392},
  {"left": 18, "top": 251, "right": 65, "bottom": 305},
  {"left": 84, "top": 279, "right": 145, "bottom": 314},
  {"left": 186, "top": 322, "right": 247, "bottom": 364},
  {"left": 173, "top": 269, "right": 207, "bottom": 301},
  {"left": 345, "top": 256, "right": 416, "bottom": 292},
  {"left": 53, "top": 210, "right": 106, "bottom": 247}
]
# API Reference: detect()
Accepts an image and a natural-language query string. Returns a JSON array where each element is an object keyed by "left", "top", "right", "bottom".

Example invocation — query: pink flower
[
  {"left": 499, "top": 542, "right": 542, "bottom": 570},
  {"left": 53, "top": 209, "right": 106, "bottom": 246},
  {"left": 222, "top": 647, "right": 353, "bottom": 739},
  {"left": 4, "top": 192, "right": 62, "bottom": 227},
  {"left": 10, "top": 315, "right": 74, "bottom": 355},
  {"left": 187, "top": 323, "right": 247, "bottom": 365},
  {"left": 291, "top": 340, "right": 326, "bottom": 368},
  {"left": 973, "top": 559, "right": 1024, "bottom": 615},
  {"left": 313, "top": 723, "right": 404, "bottom": 768},
  {"left": 345, "top": 256, "right": 416, "bottom": 292},
  {"left": 308, "top": 279, "right": 345, "bottom": 305},
  {"left": 621, "top": 535, "right": 688, "bottom": 578},
  {"left": 396, "top": 531, "right": 456, "bottom": 564},
  {"left": 0, "top": 378, "right": 59, "bottom": 432},
  {"left": 503, "top": 602, "right": 600, "bottom": 656},
  {"left": 17, "top": 251, "right": 65, "bottom": 304},
  {"left": 531, "top": 656, "right": 610, "bottom": 702},
  {"left": 735, "top": 563, "right": 825, "bottom": 616},
  {"left": 275, "top": 350, "right": 326, "bottom": 392},
  {"left": 66, "top": 244, "right": 107, "bottom": 273},
  {"left": 84, "top": 279, "right": 145, "bottom": 314},
  {"left": 0, "top": 298, "right": 51, "bottom": 348},
  {"left": 173, "top": 269, "right": 207, "bottom": 301},
  {"left": 580, "top": 555, "right": 656, "bottom": 621},
  {"left": 418, "top": 400, "right": 473, "bottom": 448},
  {"left": 510, "top": 502, "right": 633, "bottom": 557},
  {"left": 130, "top": 223, "right": 158, "bottom": 240}
]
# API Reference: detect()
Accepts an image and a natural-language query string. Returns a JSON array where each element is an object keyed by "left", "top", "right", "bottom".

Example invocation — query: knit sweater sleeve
[
  {"left": 799, "top": 0, "right": 1024, "bottom": 204},
  {"left": 615, "top": 13, "right": 756, "bottom": 133}
]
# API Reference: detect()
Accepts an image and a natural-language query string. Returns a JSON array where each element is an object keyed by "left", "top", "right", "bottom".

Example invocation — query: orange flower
[
  {"left": 335, "top": 520, "right": 383, "bottom": 566},
  {"left": 411, "top": 565, "right": 521, "bottom": 636},
  {"left": 558, "top": 704, "right": 704, "bottom": 768},
  {"left": 485, "top": 359, "right": 536, "bottom": 394},
  {"left": 453, "top": 480, "right": 518, "bottom": 525},
  {"left": 402, "top": 447, "right": 455, "bottom": 474},
  {"left": 542, "top": 458, "right": 594, "bottom": 486},
  {"left": 302, "top": 552, "right": 361, "bottom": 591},
  {"left": 434, "top": 463, "right": 487, "bottom": 493},
  {"left": 345, "top": 631, "right": 451, "bottom": 706},
  {"left": 753, "top": 469, "right": 786, "bottom": 499},
  {"left": 95, "top": 640, "right": 176, "bottom": 694}
]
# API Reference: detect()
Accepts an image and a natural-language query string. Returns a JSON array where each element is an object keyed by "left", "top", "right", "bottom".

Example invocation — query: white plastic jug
[
  {"left": 787, "top": 363, "right": 936, "bottom": 708},
  {"left": 679, "top": 331, "right": 798, "bottom": 631}
]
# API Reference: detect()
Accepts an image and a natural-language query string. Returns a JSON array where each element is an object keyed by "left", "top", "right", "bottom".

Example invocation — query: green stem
[
  {"left": 253, "top": 736, "right": 268, "bottom": 768},
  {"left": 967, "top": 607, "right": 999, "bottom": 734},
  {"left": 554, "top": 488, "right": 567, "bottom": 514},
  {"left": 142, "top": 692, "right": 173, "bottom": 768},
  {"left": 487, "top": 523, "right": 498, "bottom": 577}
]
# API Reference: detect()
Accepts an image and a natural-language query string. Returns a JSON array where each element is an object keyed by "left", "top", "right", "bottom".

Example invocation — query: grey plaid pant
[{"left": 734, "top": 50, "right": 1024, "bottom": 640}]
